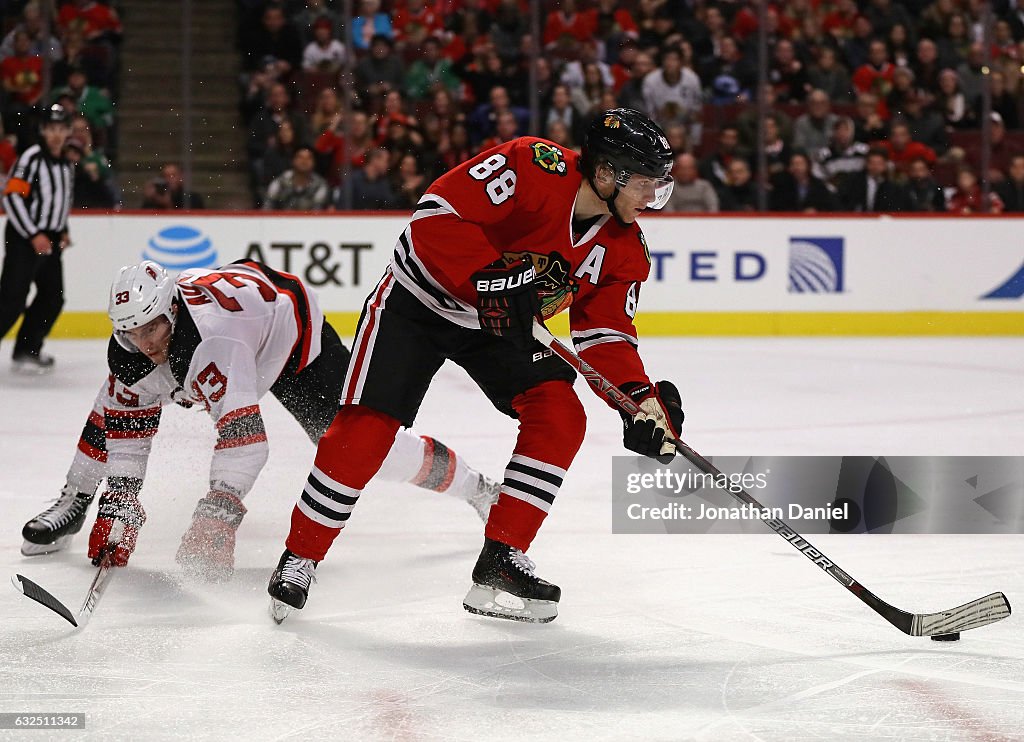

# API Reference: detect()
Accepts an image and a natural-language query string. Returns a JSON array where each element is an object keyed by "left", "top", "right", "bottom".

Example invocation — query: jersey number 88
[{"left": 468, "top": 154, "right": 517, "bottom": 206}]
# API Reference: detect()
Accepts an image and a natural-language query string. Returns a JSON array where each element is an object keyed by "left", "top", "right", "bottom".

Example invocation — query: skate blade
[
  {"left": 12, "top": 362, "right": 54, "bottom": 375},
  {"left": 462, "top": 584, "right": 558, "bottom": 623},
  {"left": 21, "top": 534, "right": 74, "bottom": 557},
  {"left": 269, "top": 598, "right": 294, "bottom": 625}
]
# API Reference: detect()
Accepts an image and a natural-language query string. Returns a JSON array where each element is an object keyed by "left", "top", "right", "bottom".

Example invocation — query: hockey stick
[
  {"left": 12, "top": 523, "right": 122, "bottom": 630},
  {"left": 11, "top": 573, "right": 78, "bottom": 626},
  {"left": 532, "top": 322, "right": 1012, "bottom": 637}
]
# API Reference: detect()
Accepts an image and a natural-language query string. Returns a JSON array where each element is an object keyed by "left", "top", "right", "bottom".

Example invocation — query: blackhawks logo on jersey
[
  {"left": 530, "top": 141, "right": 567, "bottom": 176},
  {"left": 638, "top": 230, "right": 650, "bottom": 264},
  {"left": 502, "top": 250, "right": 577, "bottom": 318}
]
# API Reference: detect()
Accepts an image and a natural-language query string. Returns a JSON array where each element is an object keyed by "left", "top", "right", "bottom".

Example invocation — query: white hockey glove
[{"left": 176, "top": 491, "right": 247, "bottom": 581}]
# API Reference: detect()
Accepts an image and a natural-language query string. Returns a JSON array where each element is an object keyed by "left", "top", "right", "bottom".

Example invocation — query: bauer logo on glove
[
  {"left": 619, "top": 380, "right": 684, "bottom": 463},
  {"left": 471, "top": 258, "right": 542, "bottom": 350},
  {"left": 474, "top": 265, "right": 535, "bottom": 293}
]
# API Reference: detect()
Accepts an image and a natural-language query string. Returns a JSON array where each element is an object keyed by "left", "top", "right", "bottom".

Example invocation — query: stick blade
[
  {"left": 11, "top": 574, "right": 78, "bottom": 627},
  {"left": 915, "top": 592, "right": 1011, "bottom": 636}
]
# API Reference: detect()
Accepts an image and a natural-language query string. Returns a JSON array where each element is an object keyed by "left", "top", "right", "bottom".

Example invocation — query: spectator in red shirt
[
  {"left": 948, "top": 167, "right": 1003, "bottom": 213},
  {"left": 731, "top": 3, "right": 794, "bottom": 43},
  {"left": 879, "top": 121, "right": 936, "bottom": 175},
  {"left": 315, "top": 110, "right": 372, "bottom": 187},
  {"left": 610, "top": 39, "right": 638, "bottom": 92},
  {"left": 57, "top": 0, "right": 122, "bottom": 43},
  {"left": 589, "top": 0, "right": 639, "bottom": 44},
  {"left": 617, "top": 50, "right": 656, "bottom": 111},
  {"left": 393, "top": 0, "right": 442, "bottom": 50},
  {"left": 853, "top": 39, "right": 895, "bottom": 100},
  {"left": 374, "top": 90, "right": 413, "bottom": 144},
  {"left": 543, "top": 0, "right": 596, "bottom": 49},
  {"left": 441, "top": 0, "right": 492, "bottom": 62},
  {"left": 823, "top": 0, "right": 860, "bottom": 42},
  {"left": 0, "top": 30, "right": 44, "bottom": 107}
]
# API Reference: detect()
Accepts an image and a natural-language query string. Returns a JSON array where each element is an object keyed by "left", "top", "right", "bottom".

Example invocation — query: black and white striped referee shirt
[{"left": 2, "top": 143, "right": 73, "bottom": 238}]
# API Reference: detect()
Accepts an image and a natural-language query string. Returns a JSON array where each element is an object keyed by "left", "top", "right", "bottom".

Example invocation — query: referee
[{"left": 0, "top": 104, "right": 73, "bottom": 373}]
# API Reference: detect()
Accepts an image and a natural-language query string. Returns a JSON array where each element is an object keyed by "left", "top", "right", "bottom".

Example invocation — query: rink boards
[{"left": 5, "top": 212, "right": 1024, "bottom": 337}]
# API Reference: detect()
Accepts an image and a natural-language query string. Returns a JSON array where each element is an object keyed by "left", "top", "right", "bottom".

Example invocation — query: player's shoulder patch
[
  {"left": 107, "top": 336, "right": 156, "bottom": 386},
  {"left": 528, "top": 140, "right": 568, "bottom": 176},
  {"left": 637, "top": 228, "right": 651, "bottom": 264}
]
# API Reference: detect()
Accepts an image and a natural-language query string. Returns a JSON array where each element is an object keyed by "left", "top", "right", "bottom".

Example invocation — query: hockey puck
[{"left": 930, "top": 632, "right": 961, "bottom": 641}]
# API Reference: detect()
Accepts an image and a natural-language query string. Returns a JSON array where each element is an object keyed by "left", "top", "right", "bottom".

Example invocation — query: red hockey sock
[
  {"left": 485, "top": 381, "right": 586, "bottom": 552},
  {"left": 285, "top": 405, "right": 401, "bottom": 561}
]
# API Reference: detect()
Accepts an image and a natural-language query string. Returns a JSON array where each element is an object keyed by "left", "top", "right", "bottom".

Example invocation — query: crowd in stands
[
  {"left": 237, "top": 0, "right": 1024, "bottom": 213},
  {"left": 8, "top": 1, "right": 1024, "bottom": 213},
  {"left": 0, "top": 0, "right": 121, "bottom": 209}
]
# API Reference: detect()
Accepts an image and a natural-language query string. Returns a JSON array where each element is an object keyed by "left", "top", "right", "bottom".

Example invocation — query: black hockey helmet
[{"left": 580, "top": 108, "right": 675, "bottom": 220}]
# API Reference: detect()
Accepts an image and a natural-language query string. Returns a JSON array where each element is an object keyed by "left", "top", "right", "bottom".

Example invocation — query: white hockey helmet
[{"left": 108, "top": 261, "right": 177, "bottom": 350}]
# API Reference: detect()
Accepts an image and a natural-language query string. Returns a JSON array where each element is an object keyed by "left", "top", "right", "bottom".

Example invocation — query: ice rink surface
[{"left": 1, "top": 337, "right": 1022, "bottom": 742}]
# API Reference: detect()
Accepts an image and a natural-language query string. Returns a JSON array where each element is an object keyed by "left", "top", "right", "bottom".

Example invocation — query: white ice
[{"left": 1, "top": 338, "right": 1022, "bottom": 742}]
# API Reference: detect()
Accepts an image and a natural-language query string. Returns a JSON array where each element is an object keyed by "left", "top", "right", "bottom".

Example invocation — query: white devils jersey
[{"left": 100, "top": 261, "right": 325, "bottom": 498}]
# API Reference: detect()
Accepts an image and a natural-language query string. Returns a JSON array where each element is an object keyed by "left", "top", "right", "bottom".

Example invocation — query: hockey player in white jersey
[{"left": 21, "top": 260, "right": 498, "bottom": 579}]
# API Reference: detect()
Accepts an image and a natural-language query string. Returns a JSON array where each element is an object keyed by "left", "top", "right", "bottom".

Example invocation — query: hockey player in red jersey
[
  {"left": 269, "top": 108, "right": 684, "bottom": 623},
  {"left": 20, "top": 260, "right": 499, "bottom": 579}
]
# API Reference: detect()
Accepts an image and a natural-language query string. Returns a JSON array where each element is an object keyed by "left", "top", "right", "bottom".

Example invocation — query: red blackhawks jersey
[
  {"left": 99, "top": 261, "right": 323, "bottom": 498},
  {"left": 390, "top": 137, "right": 653, "bottom": 389}
]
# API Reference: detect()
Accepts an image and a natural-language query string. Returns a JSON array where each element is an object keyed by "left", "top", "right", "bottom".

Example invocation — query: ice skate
[
  {"left": 21, "top": 485, "right": 94, "bottom": 556},
  {"left": 464, "top": 474, "right": 500, "bottom": 521},
  {"left": 12, "top": 352, "right": 55, "bottom": 375},
  {"left": 463, "top": 538, "right": 560, "bottom": 623},
  {"left": 268, "top": 549, "right": 317, "bottom": 624}
]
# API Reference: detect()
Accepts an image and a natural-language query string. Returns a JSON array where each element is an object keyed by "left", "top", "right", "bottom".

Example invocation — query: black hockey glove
[
  {"left": 471, "top": 258, "right": 542, "bottom": 350},
  {"left": 619, "top": 380, "right": 684, "bottom": 463}
]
